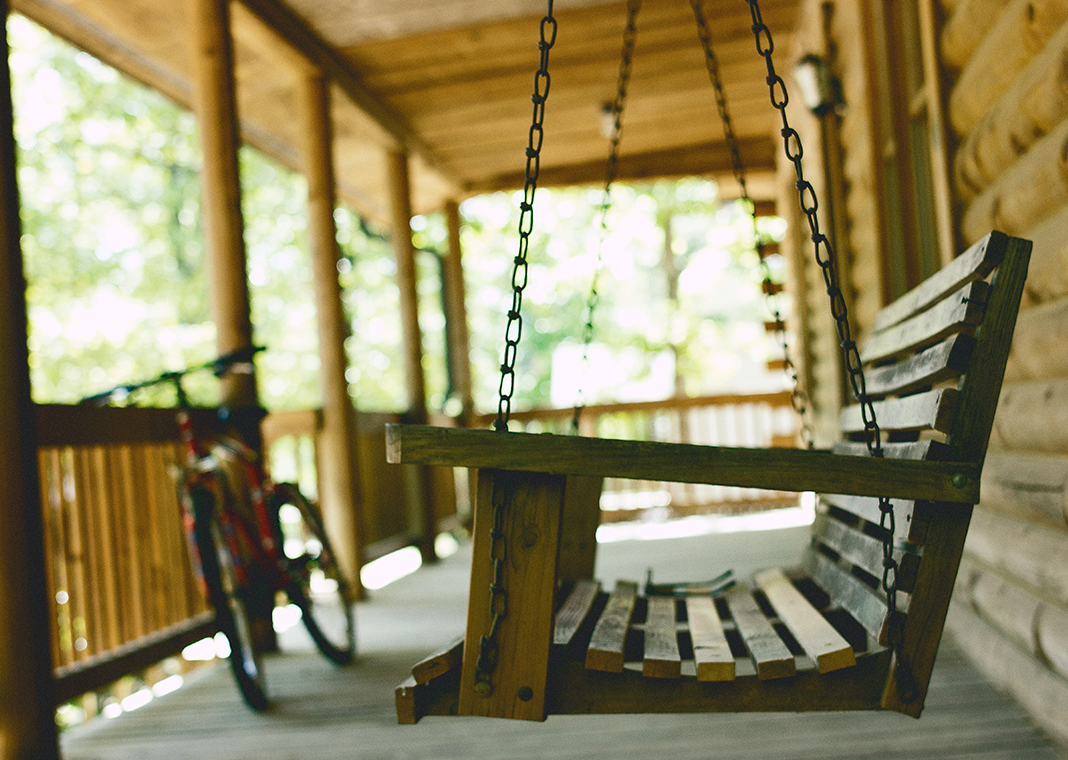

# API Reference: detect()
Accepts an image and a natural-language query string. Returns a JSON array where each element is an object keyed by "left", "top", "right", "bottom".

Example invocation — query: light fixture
[{"left": 793, "top": 54, "right": 842, "bottom": 116}]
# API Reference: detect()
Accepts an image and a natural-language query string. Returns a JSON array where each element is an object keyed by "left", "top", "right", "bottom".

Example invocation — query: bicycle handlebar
[{"left": 80, "top": 346, "right": 265, "bottom": 406}]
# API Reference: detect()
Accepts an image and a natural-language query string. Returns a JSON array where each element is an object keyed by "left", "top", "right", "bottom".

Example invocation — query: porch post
[
  {"left": 387, "top": 149, "right": 437, "bottom": 563},
  {"left": 298, "top": 71, "right": 364, "bottom": 595},
  {"left": 0, "top": 0, "right": 60, "bottom": 753},
  {"left": 442, "top": 199, "right": 474, "bottom": 427},
  {"left": 188, "top": 0, "right": 274, "bottom": 647},
  {"left": 188, "top": 0, "right": 257, "bottom": 410}
]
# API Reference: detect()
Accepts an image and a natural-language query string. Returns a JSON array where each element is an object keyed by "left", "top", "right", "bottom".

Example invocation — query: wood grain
[
  {"left": 755, "top": 569, "right": 855, "bottom": 674},
  {"left": 724, "top": 586, "right": 795, "bottom": 680},
  {"left": 554, "top": 580, "right": 600, "bottom": 647},
  {"left": 585, "top": 580, "right": 638, "bottom": 673},
  {"left": 642, "top": 596, "right": 681, "bottom": 679},
  {"left": 386, "top": 425, "right": 980, "bottom": 503},
  {"left": 685, "top": 596, "right": 735, "bottom": 682}
]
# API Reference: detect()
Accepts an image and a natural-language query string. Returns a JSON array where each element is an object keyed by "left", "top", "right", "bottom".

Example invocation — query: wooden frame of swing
[{"left": 390, "top": 230, "right": 1031, "bottom": 722}]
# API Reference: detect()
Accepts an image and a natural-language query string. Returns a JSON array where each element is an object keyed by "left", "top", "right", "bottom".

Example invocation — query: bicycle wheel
[
  {"left": 269, "top": 483, "right": 355, "bottom": 664},
  {"left": 190, "top": 485, "right": 270, "bottom": 710}
]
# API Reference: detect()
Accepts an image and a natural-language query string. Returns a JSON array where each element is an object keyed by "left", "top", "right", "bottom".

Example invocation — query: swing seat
[{"left": 389, "top": 231, "right": 1030, "bottom": 723}]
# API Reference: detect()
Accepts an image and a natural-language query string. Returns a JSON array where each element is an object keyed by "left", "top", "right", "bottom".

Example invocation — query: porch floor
[{"left": 61, "top": 522, "right": 1067, "bottom": 760}]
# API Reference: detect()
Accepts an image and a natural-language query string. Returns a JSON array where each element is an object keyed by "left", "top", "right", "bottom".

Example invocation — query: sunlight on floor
[{"left": 596, "top": 493, "right": 816, "bottom": 543}]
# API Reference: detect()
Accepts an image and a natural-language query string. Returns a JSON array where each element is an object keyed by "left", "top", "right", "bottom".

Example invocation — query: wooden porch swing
[{"left": 389, "top": 0, "right": 1032, "bottom": 723}]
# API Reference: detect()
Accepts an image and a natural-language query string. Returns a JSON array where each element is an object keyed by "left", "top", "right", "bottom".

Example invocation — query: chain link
[
  {"left": 571, "top": 0, "right": 640, "bottom": 435},
  {"left": 479, "top": 0, "right": 557, "bottom": 701},
  {"left": 495, "top": 1, "right": 558, "bottom": 433},
  {"left": 744, "top": 0, "right": 912, "bottom": 699},
  {"left": 691, "top": 0, "right": 812, "bottom": 449}
]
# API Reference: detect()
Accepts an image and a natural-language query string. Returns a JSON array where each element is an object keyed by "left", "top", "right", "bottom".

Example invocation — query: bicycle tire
[
  {"left": 190, "top": 485, "right": 270, "bottom": 710},
  {"left": 269, "top": 483, "right": 355, "bottom": 664}
]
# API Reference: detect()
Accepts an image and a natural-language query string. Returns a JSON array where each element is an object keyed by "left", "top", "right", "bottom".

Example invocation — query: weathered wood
[
  {"left": 724, "top": 586, "right": 794, "bottom": 680},
  {"left": 863, "top": 334, "right": 974, "bottom": 398},
  {"left": 812, "top": 512, "right": 919, "bottom": 592},
  {"left": 586, "top": 580, "right": 638, "bottom": 673},
  {"left": 642, "top": 596, "right": 681, "bottom": 679},
  {"left": 386, "top": 425, "right": 980, "bottom": 503},
  {"left": 948, "top": 0, "right": 1068, "bottom": 136},
  {"left": 755, "top": 568, "right": 855, "bottom": 674},
  {"left": 685, "top": 595, "right": 735, "bottom": 681},
  {"left": 955, "top": 555, "right": 1041, "bottom": 657},
  {"left": 802, "top": 549, "right": 889, "bottom": 642},
  {"left": 818, "top": 493, "right": 918, "bottom": 543},
  {"left": 871, "top": 230, "right": 1004, "bottom": 333},
  {"left": 553, "top": 580, "right": 600, "bottom": 647},
  {"left": 861, "top": 281, "right": 988, "bottom": 364},
  {"left": 459, "top": 469, "right": 563, "bottom": 720},
  {"left": 410, "top": 635, "right": 464, "bottom": 685},
  {"left": 839, "top": 388, "right": 958, "bottom": 437}
]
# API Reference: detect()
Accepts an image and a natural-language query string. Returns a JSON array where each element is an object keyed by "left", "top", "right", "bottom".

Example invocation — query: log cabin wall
[{"left": 794, "top": 0, "right": 1068, "bottom": 747}]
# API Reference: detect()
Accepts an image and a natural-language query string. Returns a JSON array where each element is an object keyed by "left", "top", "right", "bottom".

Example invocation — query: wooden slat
[
  {"left": 411, "top": 635, "right": 464, "bottom": 685},
  {"left": 811, "top": 512, "right": 919, "bottom": 592},
  {"left": 586, "top": 580, "right": 638, "bottom": 673},
  {"left": 685, "top": 596, "right": 735, "bottom": 682},
  {"left": 724, "top": 586, "right": 795, "bottom": 680},
  {"left": 554, "top": 579, "right": 600, "bottom": 647},
  {"left": 860, "top": 280, "right": 988, "bottom": 364},
  {"left": 802, "top": 549, "right": 891, "bottom": 643},
  {"left": 642, "top": 596, "right": 681, "bottom": 679},
  {"left": 755, "top": 569, "right": 855, "bottom": 674},
  {"left": 862, "top": 333, "right": 975, "bottom": 398},
  {"left": 818, "top": 494, "right": 916, "bottom": 542},
  {"left": 831, "top": 439, "right": 949, "bottom": 461},
  {"left": 839, "top": 388, "right": 959, "bottom": 437},
  {"left": 386, "top": 425, "right": 980, "bottom": 504},
  {"left": 872, "top": 231, "right": 1005, "bottom": 333}
]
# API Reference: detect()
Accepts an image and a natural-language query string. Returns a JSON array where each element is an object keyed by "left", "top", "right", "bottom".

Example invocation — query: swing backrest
[{"left": 808, "top": 230, "right": 1030, "bottom": 714}]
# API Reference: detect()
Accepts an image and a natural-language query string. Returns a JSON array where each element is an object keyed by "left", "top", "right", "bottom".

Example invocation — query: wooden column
[
  {"left": 388, "top": 150, "right": 437, "bottom": 563},
  {"left": 188, "top": 0, "right": 256, "bottom": 409},
  {"left": 188, "top": 0, "right": 272, "bottom": 648},
  {"left": 0, "top": 1, "right": 60, "bottom": 752},
  {"left": 299, "top": 71, "right": 363, "bottom": 595},
  {"left": 442, "top": 199, "right": 474, "bottom": 426}
]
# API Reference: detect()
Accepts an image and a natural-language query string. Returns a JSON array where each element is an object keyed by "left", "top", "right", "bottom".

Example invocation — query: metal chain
[
  {"left": 473, "top": 475, "right": 512, "bottom": 696},
  {"left": 744, "top": 0, "right": 913, "bottom": 700},
  {"left": 478, "top": 0, "right": 557, "bottom": 701},
  {"left": 691, "top": 0, "right": 812, "bottom": 449},
  {"left": 495, "top": 2, "right": 558, "bottom": 433},
  {"left": 571, "top": 0, "right": 641, "bottom": 435}
]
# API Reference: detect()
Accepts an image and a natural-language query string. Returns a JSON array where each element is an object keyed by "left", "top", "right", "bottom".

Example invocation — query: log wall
[{"left": 816, "top": 0, "right": 1068, "bottom": 747}]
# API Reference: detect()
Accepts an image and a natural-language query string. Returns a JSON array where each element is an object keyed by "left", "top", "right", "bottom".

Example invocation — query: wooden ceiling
[{"left": 13, "top": 0, "right": 799, "bottom": 222}]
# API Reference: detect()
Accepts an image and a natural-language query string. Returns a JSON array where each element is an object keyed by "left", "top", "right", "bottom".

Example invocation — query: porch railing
[
  {"left": 34, "top": 404, "right": 216, "bottom": 705},
  {"left": 474, "top": 391, "right": 801, "bottom": 521}
]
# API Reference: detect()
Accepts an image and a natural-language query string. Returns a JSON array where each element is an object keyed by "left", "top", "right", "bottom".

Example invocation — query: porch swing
[{"left": 389, "top": 0, "right": 1032, "bottom": 723}]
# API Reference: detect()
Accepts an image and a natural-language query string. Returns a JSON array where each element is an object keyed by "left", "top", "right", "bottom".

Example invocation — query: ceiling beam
[{"left": 467, "top": 135, "right": 778, "bottom": 195}]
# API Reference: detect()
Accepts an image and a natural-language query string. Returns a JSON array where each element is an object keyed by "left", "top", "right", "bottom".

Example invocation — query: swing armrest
[{"left": 385, "top": 424, "right": 980, "bottom": 504}]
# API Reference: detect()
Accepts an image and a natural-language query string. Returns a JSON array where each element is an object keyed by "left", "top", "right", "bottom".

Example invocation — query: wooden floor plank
[{"left": 685, "top": 595, "right": 735, "bottom": 681}]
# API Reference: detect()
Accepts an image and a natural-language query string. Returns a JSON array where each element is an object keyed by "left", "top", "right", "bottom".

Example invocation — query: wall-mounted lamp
[{"left": 793, "top": 54, "right": 843, "bottom": 117}]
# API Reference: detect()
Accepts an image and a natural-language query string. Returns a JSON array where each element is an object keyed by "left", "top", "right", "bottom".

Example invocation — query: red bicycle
[{"left": 83, "top": 347, "right": 355, "bottom": 709}]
